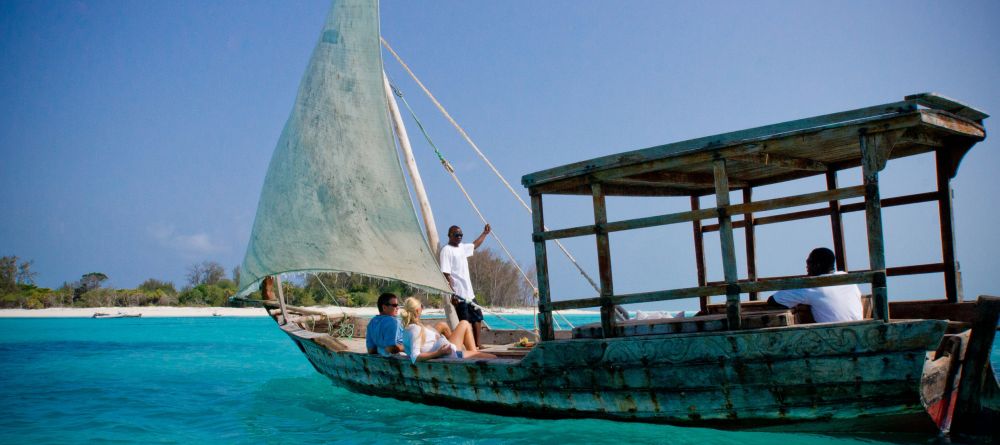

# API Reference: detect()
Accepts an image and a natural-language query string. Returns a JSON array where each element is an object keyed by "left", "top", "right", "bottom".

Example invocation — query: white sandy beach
[{"left": 0, "top": 306, "right": 597, "bottom": 318}]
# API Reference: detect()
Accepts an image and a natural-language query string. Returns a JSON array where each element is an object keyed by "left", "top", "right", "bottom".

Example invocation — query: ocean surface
[{"left": 1, "top": 315, "right": 996, "bottom": 444}]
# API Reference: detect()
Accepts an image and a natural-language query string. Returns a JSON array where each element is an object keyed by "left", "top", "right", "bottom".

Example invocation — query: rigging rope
[
  {"left": 390, "top": 79, "right": 577, "bottom": 331},
  {"left": 381, "top": 37, "right": 599, "bottom": 297}
]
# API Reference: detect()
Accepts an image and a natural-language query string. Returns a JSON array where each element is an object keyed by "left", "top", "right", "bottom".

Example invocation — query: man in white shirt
[
  {"left": 440, "top": 224, "right": 491, "bottom": 348},
  {"left": 768, "top": 247, "right": 863, "bottom": 323}
]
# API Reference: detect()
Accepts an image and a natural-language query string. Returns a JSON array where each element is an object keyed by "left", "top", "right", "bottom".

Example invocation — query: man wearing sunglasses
[
  {"left": 440, "top": 224, "right": 491, "bottom": 348},
  {"left": 366, "top": 292, "right": 404, "bottom": 356}
]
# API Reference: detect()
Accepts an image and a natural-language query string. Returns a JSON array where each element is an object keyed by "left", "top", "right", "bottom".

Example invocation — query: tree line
[{"left": 0, "top": 248, "right": 535, "bottom": 309}]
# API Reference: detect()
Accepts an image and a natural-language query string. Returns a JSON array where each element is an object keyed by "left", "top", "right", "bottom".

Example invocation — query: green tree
[
  {"left": 139, "top": 278, "right": 176, "bottom": 295},
  {"left": 75, "top": 272, "right": 108, "bottom": 303}
]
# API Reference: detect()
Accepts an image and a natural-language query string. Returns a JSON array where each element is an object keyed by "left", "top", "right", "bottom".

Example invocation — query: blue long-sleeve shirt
[{"left": 365, "top": 315, "right": 403, "bottom": 356}]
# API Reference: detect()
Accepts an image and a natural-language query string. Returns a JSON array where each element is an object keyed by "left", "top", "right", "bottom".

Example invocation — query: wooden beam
[
  {"left": 731, "top": 152, "right": 828, "bottom": 172},
  {"left": 714, "top": 159, "right": 742, "bottom": 330},
  {"left": 936, "top": 148, "right": 963, "bottom": 303},
  {"left": 700, "top": 189, "right": 940, "bottom": 233},
  {"left": 531, "top": 194, "right": 554, "bottom": 341},
  {"left": 742, "top": 188, "right": 758, "bottom": 300},
  {"left": 860, "top": 132, "right": 890, "bottom": 321},
  {"left": 592, "top": 183, "right": 617, "bottom": 338},
  {"left": 826, "top": 171, "right": 848, "bottom": 272},
  {"left": 886, "top": 262, "right": 946, "bottom": 276},
  {"left": 545, "top": 271, "right": 878, "bottom": 311},
  {"left": 623, "top": 171, "right": 748, "bottom": 188},
  {"left": 728, "top": 185, "right": 865, "bottom": 216},
  {"left": 539, "top": 186, "right": 864, "bottom": 242},
  {"left": 691, "top": 196, "right": 709, "bottom": 311}
]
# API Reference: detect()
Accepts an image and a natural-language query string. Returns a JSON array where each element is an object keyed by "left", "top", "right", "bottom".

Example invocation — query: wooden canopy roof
[{"left": 521, "top": 93, "right": 987, "bottom": 197}]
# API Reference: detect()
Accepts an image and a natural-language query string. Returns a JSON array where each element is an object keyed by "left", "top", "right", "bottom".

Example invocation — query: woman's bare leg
[
  {"left": 463, "top": 351, "right": 497, "bottom": 359},
  {"left": 448, "top": 320, "right": 477, "bottom": 352},
  {"left": 434, "top": 321, "right": 452, "bottom": 337}
]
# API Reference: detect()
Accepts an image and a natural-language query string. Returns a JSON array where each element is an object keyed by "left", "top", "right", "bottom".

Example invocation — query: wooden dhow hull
[{"left": 280, "top": 318, "right": 959, "bottom": 432}]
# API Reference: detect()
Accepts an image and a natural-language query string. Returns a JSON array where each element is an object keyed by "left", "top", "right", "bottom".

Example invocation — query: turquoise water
[{"left": 0, "top": 316, "right": 995, "bottom": 444}]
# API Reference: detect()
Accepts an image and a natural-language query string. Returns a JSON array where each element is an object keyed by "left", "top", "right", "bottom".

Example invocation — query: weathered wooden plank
[
  {"left": 728, "top": 185, "right": 865, "bottom": 216},
  {"left": 701, "top": 190, "right": 940, "bottom": 233},
  {"left": 618, "top": 170, "right": 748, "bottom": 188},
  {"left": 952, "top": 296, "right": 1000, "bottom": 434},
  {"left": 714, "top": 160, "right": 742, "bottom": 330},
  {"left": 536, "top": 207, "right": 718, "bottom": 241},
  {"left": 743, "top": 188, "right": 759, "bottom": 301},
  {"left": 691, "top": 196, "right": 709, "bottom": 311},
  {"left": 860, "top": 132, "right": 890, "bottom": 321},
  {"left": 826, "top": 171, "right": 848, "bottom": 272},
  {"left": 548, "top": 271, "right": 877, "bottom": 312},
  {"left": 531, "top": 193, "right": 555, "bottom": 341},
  {"left": 936, "top": 148, "right": 962, "bottom": 303},
  {"left": 546, "top": 284, "right": 730, "bottom": 311},
  {"left": 887, "top": 262, "right": 946, "bottom": 277},
  {"left": 539, "top": 186, "right": 863, "bottom": 242},
  {"left": 905, "top": 92, "right": 990, "bottom": 121},
  {"left": 731, "top": 152, "right": 828, "bottom": 172},
  {"left": 521, "top": 100, "right": 917, "bottom": 187},
  {"left": 592, "top": 183, "right": 617, "bottom": 338}
]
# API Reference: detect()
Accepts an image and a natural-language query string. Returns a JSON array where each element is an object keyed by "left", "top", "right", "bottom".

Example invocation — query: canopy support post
[
  {"left": 714, "top": 160, "right": 741, "bottom": 329},
  {"left": 742, "top": 187, "right": 758, "bottom": 300},
  {"left": 860, "top": 132, "right": 891, "bottom": 321},
  {"left": 826, "top": 170, "right": 848, "bottom": 272},
  {"left": 691, "top": 195, "right": 709, "bottom": 312},
  {"left": 592, "top": 183, "right": 617, "bottom": 338},
  {"left": 936, "top": 148, "right": 963, "bottom": 303},
  {"left": 531, "top": 193, "right": 555, "bottom": 341}
]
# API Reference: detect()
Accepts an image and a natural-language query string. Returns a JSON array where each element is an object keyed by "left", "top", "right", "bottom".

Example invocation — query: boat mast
[{"left": 383, "top": 72, "right": 460, "bottom": 328}]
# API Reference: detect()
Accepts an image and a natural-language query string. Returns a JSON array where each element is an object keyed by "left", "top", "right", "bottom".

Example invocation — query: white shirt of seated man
[{"left": 770, "top": 248, "right": 863, "bottom": 323}]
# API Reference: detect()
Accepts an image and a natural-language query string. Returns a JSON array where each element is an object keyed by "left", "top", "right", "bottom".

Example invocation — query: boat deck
[{"left": 335, "top": 337, "right": 532, "bottom": 360}]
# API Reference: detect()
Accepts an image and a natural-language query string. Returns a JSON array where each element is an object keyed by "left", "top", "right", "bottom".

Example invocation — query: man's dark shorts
[{"left": 454, "top": 298, "right": 484, "bottom": 323}]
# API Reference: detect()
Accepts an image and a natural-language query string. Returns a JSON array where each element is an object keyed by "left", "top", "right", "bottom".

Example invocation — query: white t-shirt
[
  {"left": 402, "top": 324, "right": 459, "bottom": 364},
  {"left": 439, "top": 243, "right": 475, "bottom": 301},
  {"left": 771, "top": 272, "right": 864, "bottom": 323}
]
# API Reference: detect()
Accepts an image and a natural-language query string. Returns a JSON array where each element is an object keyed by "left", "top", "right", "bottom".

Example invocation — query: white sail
[{"left": 238, "top": 0, "right": 450, "bottom": 296}]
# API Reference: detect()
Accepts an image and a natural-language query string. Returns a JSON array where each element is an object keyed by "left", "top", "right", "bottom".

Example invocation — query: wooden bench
[{"left": 572, "top": 309, "right": 794, "bottom": 339}]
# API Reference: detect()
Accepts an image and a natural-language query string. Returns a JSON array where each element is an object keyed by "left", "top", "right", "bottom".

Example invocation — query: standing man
[
  {"left": 440, "top": 224, "right": 490, "bottom": 348},
  {"left": 366, "top": 293, "right": 404, "bottom": 356}
]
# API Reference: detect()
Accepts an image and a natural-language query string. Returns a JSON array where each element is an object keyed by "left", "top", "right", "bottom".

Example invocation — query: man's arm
[
  {"left": 472, "top": 224, "right": 491, "bottom": 249},
  {"left": 443, "top": 272, "right": 454, "bottom": 290}
]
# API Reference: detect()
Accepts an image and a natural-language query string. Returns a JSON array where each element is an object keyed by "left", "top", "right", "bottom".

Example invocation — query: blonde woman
[{"left": 399, "top": 297, "right": 496, "bottom": 363}]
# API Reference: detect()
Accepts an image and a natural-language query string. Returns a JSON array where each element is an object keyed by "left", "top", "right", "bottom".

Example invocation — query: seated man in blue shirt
[{"left": 366, "top": 292, "right": 404, "bottom": 356}]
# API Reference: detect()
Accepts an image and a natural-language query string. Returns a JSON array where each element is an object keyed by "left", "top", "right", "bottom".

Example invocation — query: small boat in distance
[{"left": 92, "top": 312, "right": 141, "bottom": 319}]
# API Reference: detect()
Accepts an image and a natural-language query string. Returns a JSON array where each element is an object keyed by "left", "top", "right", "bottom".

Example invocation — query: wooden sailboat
[{"left": 237, "top": 0, "right": 999, "bottom": 436}]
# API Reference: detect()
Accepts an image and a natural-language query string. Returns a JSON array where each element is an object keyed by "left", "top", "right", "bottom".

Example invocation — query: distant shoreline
[{"left": 0, "top": 306, "right": 598, "bottom": 318}]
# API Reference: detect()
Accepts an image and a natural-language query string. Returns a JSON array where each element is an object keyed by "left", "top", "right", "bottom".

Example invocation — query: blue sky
[{"left": 1, "top": 1, "right": 998, "bottom": 311}]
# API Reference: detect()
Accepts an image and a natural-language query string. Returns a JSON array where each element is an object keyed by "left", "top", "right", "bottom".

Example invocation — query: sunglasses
[
  {"left": 384, "top": 303, "right": 399, "bottom": 307},
  {"left": 451, "top": 233, "right": 463, "bottom": 238}
]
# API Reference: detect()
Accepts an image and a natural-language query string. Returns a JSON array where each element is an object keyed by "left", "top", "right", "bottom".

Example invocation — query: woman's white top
[{"left": 403, "top": 324, "right": 458, "bottom": 364}]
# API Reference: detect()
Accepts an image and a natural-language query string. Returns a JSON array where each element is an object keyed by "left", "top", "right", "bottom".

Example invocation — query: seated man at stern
[
  {"left": 768, "top": 247, "right": 863, "bottom": 323},
  {"left": 366, "top": 293, "right": 404, "bottom": 356}
]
